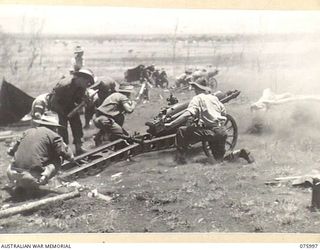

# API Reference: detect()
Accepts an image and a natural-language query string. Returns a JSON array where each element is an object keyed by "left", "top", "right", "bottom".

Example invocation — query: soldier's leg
[
  {"left": 136, "top": 83, "right": 146, "bottom": 101},
  {"left": 93, "top": 115, "right": 124, "bottom": 141},
  {"left": 69, "top": 113, "right": 84, "bottom": 144},
  {"left": 165, "top": 79, "right": 169, "bottom": 88},
  {"left": 108, "top": 122, "right": 127, "bottom": 141},
  {"left": 113, "top": 114, "right": 125, "bottom": 127},
  {"left": 69, "top": 113, "right": 85, "bottom": 155},
  {"left": 175, "top": 126, "right": 204, "bottom": 163},
  {"left": 57, "top": 114, "right": 69, "bottom": 144},
  {"left": 144, "top": 85, "right": 150, "bottom": 101},
  {"left": 84, "top": 104, "right": 95, "bottom": 129},
  {"left": 93, "top": 115, "right": 108, "bottom": 146},
  {"left": 208, "top": 127, "right": 227, "bottom": 162},
  {"left": 224, "top": 149, "right": 255, "bottom": 164},
  {"left": 7, "top": 165, "right": 40, "bottom": 189}
]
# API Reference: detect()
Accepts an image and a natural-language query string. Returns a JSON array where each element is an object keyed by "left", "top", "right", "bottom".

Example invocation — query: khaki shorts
[
  {"left": 7, "top": 165, "right": 40, "bottom": 189},
  {"left": 7, "top": 163, "right": 57, "bottom": 189}
]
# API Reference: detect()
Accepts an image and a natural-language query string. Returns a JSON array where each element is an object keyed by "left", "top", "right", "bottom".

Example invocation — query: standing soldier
[
  {"left": 153, "top": 69, "right": 161, "bottom": 88},
  {"left": 136, "top": 64, "right": 155, "bottom": 103},
  {"left": 6, "top": 114, "right": 74, "bottom": 194},
  {"left": 159, "top": 68, "right": 169, "bottom": 88},
  {"left": 49, "top": 68, "right": 95, "bottom": 155},
  {"left": 71, "top": 45, "right": 85, "bottom": 73}
]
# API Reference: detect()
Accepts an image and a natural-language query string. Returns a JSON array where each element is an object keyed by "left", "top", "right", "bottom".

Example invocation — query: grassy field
[{"left": 1, "top": 33, "right": 320, "bottom": 233}]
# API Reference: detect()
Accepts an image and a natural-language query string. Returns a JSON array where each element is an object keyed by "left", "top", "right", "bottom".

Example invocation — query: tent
[{"left": 0, "top": 78, "right": 34, "bottom": 126}]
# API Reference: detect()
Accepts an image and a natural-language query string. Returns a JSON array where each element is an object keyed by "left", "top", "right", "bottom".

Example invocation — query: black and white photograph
[{"left": 0, "top": 3, "right": 320, "bottom": 235}]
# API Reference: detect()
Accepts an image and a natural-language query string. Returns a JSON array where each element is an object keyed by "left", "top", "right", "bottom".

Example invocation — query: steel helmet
[{"left": 75, "top": 68, "right": 95, "bottom": 85}]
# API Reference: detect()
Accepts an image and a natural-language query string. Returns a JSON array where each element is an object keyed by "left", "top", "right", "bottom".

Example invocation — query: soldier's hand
[
  {"left": 38, "top": 175, "right": 48, "bottom": 185},
  {"left": 7, "top": 147, "right": 14, "bottom": 156},
  {"left": 69, "top": 156, "right": 76, "bottom": 163}
]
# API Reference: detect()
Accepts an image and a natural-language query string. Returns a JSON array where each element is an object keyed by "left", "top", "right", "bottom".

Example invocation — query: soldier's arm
[
  {"left": 165, "top": 110, "right": 192, "bottom": 129},
  {"left": 220, "top": 101, "right": 227, "bottom": 116},
  {"left": 7, "top": 133, "right": 25, "bottom": 156},
  {"left": 123, "top": 100, "right": 136, "bottom": 113},
  {"left": 52, "top": 136, "right": 74, "bottom": 161},
  {"left": 165, "top": 95, "right": 199, "bottom": 128}
]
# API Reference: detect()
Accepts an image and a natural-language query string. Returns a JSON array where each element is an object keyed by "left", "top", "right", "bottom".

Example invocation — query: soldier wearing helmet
[{"left": 48, "top": 68, "right": 95, "bottom": 155}]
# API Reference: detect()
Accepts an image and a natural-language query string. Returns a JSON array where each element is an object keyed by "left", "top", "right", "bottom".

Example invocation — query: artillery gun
[
  {"left": 145, "top": 90, "right": 240, "bottom": 156},
  {"left": 59, "top": 90, "right": 240, "bottom": 180}
]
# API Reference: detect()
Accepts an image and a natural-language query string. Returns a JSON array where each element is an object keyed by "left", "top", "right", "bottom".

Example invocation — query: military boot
[
  {"left": 75, "top": 143, "right": 88, "bottom": 156},
  {"left": 225, "top": 149, "right": 254, "bottom": 164},
  {"left": 239, "top": 149, "right": 255, "bottom": 164}
]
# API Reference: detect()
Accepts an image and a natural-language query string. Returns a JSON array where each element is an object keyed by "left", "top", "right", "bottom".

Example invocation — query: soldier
[
  {"left": 192, "top": 67, "right": 207, "bottom": 82},
  {"left": 93, "top": 85, "right": 136, "bottom": 146},
  {"left": 84, "top": 77, "right": 119, "bottom": 129},
  {"left": 165, "top": 78, "right": 254, "bottom": 164},
  {"left": 71, "top": 45, "right": 85, "bottom": 73},
  {"left": 159, "top": 68, "right": 169, "bottom": 88},
  {"left": 136, "top": 64, "right": 155, "bottom": 103},
  {"left": 49, "top": 68, "right": 95, "bottom": 155},
  {"left": 30, "top": 92, "right": 51, "bottom": 119},
  {"left": 153, "top": 69, "right": 161, "bottom": 88},
  {"left": 175, "top": 68, "right": 193, "bottom": 88},
  {"left": 6, "top": 114, "right": 74, "bottom": 193}
]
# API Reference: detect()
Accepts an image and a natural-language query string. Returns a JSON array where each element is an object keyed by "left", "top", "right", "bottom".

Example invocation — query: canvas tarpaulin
[
  {"left": 124, "top": 64, "right": 145, "bottom": 83},
  {"left": 0, "top": 79, "right": 34, "bottom": 126}
]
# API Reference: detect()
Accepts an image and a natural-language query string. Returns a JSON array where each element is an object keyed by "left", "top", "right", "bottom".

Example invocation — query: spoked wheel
[
  {"left": 208, "top": 77, "right": 218, "bottom": 90},
  {"left": 202, "top": 113, "right": 238, "bottom": 157}
]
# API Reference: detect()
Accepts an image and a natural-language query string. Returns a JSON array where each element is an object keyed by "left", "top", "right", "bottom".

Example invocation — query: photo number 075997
[{"left": 300, "top": 245, "right": 319, "bottom": 249}]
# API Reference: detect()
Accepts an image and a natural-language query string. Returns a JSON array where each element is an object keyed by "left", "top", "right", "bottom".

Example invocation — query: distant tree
[
  {"left": 0, "top": 25, "right": 18, "bottom": 75},
  {"left": 27, "top": 17, "right": 45, "bottom": 70}
]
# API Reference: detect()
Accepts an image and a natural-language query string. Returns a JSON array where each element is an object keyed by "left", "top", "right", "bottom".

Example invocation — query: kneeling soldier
[{"left": 165, "top": 79, "right": 254, "bottom": 164}]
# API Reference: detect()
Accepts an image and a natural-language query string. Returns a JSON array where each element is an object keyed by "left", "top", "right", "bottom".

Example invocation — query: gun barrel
[
  {"left": 67, "top": 89, "right": 98, "bottom": 119},
  {"left": 220, "top": 90, "right": 241, "bottom": 104}
]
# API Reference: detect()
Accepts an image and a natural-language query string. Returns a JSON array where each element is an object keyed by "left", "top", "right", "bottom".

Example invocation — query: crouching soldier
[
  {"left": 84, "top": 77, "right": 119, "bottom": 129},
  {"left": 93, "top": 85, "right": 136, "bottom": 146},
  {"left": 165, "top": 79, "right": 254, "bottom": 164},
  {"left": 175, "top": 68, "right": 193, "bottom": 88},
  {"left": 6, "top": 115, "right": 74, "bottom": 193}
]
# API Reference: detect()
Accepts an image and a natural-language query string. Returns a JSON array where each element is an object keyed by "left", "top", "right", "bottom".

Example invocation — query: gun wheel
[{"left": 202, "top": 113, "right": 238, "bottom": 157}]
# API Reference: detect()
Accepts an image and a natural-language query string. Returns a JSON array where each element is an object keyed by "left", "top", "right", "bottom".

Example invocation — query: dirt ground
[
  {"left": 1, "top": 35, "right": 320, "bottom": 233},
  {"left": 1, "top": 87, "right": 320, "bottom": 234}
]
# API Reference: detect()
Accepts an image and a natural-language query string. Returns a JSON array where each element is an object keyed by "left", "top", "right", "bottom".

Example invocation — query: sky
[{"left": 0, "top": 4, "right": 320, "bottom": 35}]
